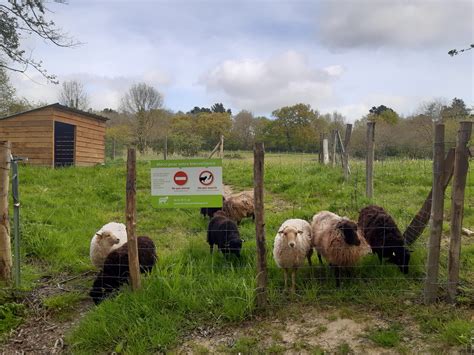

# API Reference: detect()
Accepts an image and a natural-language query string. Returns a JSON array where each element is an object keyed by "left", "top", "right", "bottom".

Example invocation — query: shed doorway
[{"left": 54, "top": 121, "right": 75, "bottom": 167}]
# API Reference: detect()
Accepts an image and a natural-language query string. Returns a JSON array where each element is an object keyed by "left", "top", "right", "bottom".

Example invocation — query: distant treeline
[{"left": 103, "top": 98, "right": 471, "bottom": 159}]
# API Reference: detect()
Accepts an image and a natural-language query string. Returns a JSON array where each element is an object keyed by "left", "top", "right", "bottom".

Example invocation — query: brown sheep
[
  {"left": 222, "top": 190, "right": 255, "bottom": 224},
  {"left": 311, "top": 211, "right": 370, "bottom": 287}
]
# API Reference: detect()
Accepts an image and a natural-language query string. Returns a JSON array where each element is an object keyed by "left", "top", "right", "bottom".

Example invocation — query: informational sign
[{"left": 151, "top": 159, "right": 223, "bottom": 208}]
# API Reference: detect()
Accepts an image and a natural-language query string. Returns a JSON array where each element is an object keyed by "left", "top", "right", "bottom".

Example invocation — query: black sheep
[
  {"left": 200, "top": 196, "right": 225, "bottom": 218},
  {"left": 90, "top": 236, "right": 157, "bottom": 305},
  {"left": 207, "top": 212, "right": 243, "bottom": 257},
  {"left": 357, "top": 205, "right": 410, "bottom": 274}
]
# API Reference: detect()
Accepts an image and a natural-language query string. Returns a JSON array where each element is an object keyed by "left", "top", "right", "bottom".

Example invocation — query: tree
[
  {"left": 188, "top": 103, "right": 231, "bottom": 115},
  {"left": 195, "top": 112, "right": 232, "bottom": 149},
  {"left": 211, "top": 102, "right": 232, "bottom": 115},
  {"left": 448, "top": 44, "right": 474, "bottom": 56},
  {"left": 441, "top": 97, "right": 470, "bottom": 120},
  {"left": 121, "top": 83, "right": 164, "bottom": 153},
  {"left": 271, "top": 103, "right": 319, "bottom": 151},
  {"left": 228, "top": 110, "right": 254, "bottom": 150},
  {"left": 368, "top": 105, "right": 399, "bottom": 124},
  {"left": 58, "top": 80, "right": 89, "bottom": 110},
  {"left": 0, "top": 67, "right": 16, "bottom": 116},
  {"left": 0, "top": 66, "right": 31, "bottom": 117},
  {"left": 0, "top": 0, "right": 77, "bottom": 82}
]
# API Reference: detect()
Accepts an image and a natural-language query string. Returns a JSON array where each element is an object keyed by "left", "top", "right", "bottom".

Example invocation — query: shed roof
[{"left": 0, "top": 103, "right": 109, "bottom": 123}]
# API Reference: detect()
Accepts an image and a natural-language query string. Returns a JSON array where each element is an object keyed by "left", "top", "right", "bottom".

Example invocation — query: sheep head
[
  {"left": 336, "top": 219, "right": 360, "bottom": 246},
  {"left": 389, "top": 248, "right": 410, "bottom": 274},
  {"left": 278, "top": 226, "right": 303, "bottom": 249},
  {"left": 96, "top": 231, "right": 121, "bottom": 247}
]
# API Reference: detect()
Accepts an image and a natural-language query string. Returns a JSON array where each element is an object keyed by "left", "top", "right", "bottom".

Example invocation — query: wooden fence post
[
  {"left": 319, "top": 133, "right": 324, "bottom": 164},
  {"left": 366, "top": 122, "right": 375, "bottom": 198},
  {"left": 220, "top": 134, "right": 224, "bottom": 158},
  {"left": 254, "top": 142, "right": 267, "bottom": 309},
  {"left": 323, "top": 138, "right": 329, "bottom": 165},
  {"left": 331, "top": 130, "right": 337, "bottom": 167},
  {"left": 424, "top": 124, "right": 445, "bottom": 303},
  {"left": 447, "top": 121, "right": 472, "bottom": 303},
  {"left": 0, "top": 141, "right": 12, "bottom": 283},
  {"left": 126, "top": 148, "right": 141, "bottom": 291},
  {"left": 164, "top": 135, "right": 168, "bottom": 160},
  {"left": 343, "top": 124, "right": 353, "bottom": 181},
  {"left": 403, "top": 148, "right": 455, "bottom": 245}
]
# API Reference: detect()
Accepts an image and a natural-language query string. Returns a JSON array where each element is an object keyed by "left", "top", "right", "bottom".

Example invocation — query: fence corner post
[
  {"left": 424, "top": 123, "right": 445, "bottom": 303},
  {"left": 254, "top": 142, "right": 267, "bottom": 309},
  {"left": 447, "top": 121, "right": 472, "bottom": 303}
]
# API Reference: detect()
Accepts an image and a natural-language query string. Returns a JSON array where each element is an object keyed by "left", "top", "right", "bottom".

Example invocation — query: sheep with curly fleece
[
  {"left": 90, "top": 222, "right": 127, "bottom": 268},
  {"left": 89, "top": 236, "right": 157, "bottom": 305},
  {"left": 223, "top": 190, "right": 255, "bottom": 224},
  {"left": 311, "top": 211, "right": 370, "bottom": 287},
  {"left": 273, "top": 219, "right": 313, "bottom": 293},
  {"left": 357, "top": 205, "right": 411, "bottom": 274}
]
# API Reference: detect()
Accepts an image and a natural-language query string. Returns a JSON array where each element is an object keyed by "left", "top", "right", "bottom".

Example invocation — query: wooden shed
[{"left": 0, "top": 103, "right": 108, "bottom": 167}]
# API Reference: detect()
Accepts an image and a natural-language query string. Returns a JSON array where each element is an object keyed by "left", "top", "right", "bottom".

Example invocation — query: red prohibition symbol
[
  {"left": 173, "top": 171, "right": 188, "bottom": 186},
  {"left": 199, "top": 170, "right": 214, "bottom": 185}
]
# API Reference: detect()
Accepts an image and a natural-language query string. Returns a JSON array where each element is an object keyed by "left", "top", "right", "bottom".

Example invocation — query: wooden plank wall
[
  {"left": 0, "top": 109, "right": 54, "bottom": 166},
  {"left": 53, "top": 109, "right": 106, "bottom": 166}
]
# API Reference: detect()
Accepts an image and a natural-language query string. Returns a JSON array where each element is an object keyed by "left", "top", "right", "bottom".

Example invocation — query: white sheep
[
  {"left": 273, "top": 219, "right": 312, "bottom": 293},
  {"left": 90, "top": 222, "right": 127, "bottom": 268},
  {"left": 311, "top": 211, "right": 370, "bottom": 287}
]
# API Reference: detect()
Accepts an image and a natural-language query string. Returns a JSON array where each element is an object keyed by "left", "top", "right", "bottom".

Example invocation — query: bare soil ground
[
  {"left": 1, "top": 274, "right": 94, "bottom": 355},
  {"left": 176, "top": 304, "right": 458, "bottom": 354}
]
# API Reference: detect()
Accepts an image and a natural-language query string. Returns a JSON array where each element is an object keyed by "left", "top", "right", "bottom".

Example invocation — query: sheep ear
[
  {"left": 277, "top": 229, "right": 284, "bottom": 235},
  {"left": 95, "top": 232, "right": 103, "bottom": 239},
  {"left": 297, "top": 230, "right": 303, "bottom": 234},
  {"left": 241, "top": 238, "right": 246, "bottom": 242}
]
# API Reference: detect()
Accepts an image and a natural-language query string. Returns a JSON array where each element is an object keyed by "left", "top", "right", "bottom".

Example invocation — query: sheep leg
[
  {"left": 291, "top": 268, "right": 296, "bottom": 294},
  {"left": 377, "top": 251, "right": 383, "bottom": 264},
  {"left": 283, "top": 269, "right": 288, "bottom": 292},
  {"left": 333, "top": 265, "right": 341, "bottom": 288},
  {"left": 317, "top": 253, "right": 323, "bottom": 264},
  {"left": 306, "top": 248, "right": 313, "bottom": 267}
]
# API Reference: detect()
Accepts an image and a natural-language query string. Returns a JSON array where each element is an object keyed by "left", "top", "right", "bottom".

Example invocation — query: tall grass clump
[{"left": 69, "top": 239, "right": 255, "bottom": 353}]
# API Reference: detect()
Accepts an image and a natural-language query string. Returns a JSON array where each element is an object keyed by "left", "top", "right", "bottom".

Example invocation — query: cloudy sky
[{"left": 10, "top": 0, "right": 473, "bottom": 122}]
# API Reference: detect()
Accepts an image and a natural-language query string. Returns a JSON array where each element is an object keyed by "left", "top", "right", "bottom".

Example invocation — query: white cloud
[
  {"left": 201, "top": 51, "right": 341, "bottom": 113},
  {"left": 318, "top": 0, "right": 473, "bottom": 49}
]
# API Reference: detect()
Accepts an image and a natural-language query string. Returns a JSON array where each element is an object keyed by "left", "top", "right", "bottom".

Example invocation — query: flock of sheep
[{"left": 88, "top": 191, "right": 411, "bottom": 304}]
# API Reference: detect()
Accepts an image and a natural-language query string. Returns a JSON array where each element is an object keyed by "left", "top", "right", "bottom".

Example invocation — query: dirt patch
[
  {"left": 176, "top": 305, "right": 423, "bottom": 354},
  {"left": 0, "top": 274, "right": 94, "bottom": 355}
]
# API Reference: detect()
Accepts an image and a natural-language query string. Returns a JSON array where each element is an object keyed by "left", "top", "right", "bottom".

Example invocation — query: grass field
[{"left": 1, "top": 152, "right": 473, "bottom": 353}]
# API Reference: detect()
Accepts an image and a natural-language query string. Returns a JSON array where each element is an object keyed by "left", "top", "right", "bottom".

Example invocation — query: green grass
[
  {"left": 440, "top": 319, "right": 474, "bottom": 346},
  {"left": 2, "top": 152, "right": 473, "bottom": 352},
  {"left": 0, "top": 302, "right": 25, "bottom": 340},
  {"left": 366, "top": 323, "right": 402, "bottom": 348},
  {"left": 43, "top": 292, "right": 85, "bottom": 320}
]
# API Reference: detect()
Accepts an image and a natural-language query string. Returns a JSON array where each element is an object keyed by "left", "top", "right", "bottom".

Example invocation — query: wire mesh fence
[{"left": 1, "top": 123, "right": 473, "bottom": 312}]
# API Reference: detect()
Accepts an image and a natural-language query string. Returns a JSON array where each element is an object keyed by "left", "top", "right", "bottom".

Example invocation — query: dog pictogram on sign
[
  {"left": 174, "top": 171, "right": 188, "bottom": 186},
  {"left": 199, "top": 170, "right": 214, "bottom": 186}
]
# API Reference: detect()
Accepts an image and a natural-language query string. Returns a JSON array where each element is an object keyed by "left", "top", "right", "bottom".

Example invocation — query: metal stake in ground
[
  {"left": 254, "top": 142, "right": 267, "bottom": 309},
  {"left": 424, "top": 123, "right": 445, "bottom": 303},
  {"left": 126, "top": 148, "right": 141, "bottom": 290},
  {"left": 11, "top": 156, "right": 26, "bottom": 288},
  {"left": 447, "top": 121, "right": 472, "bottom": 303}
]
